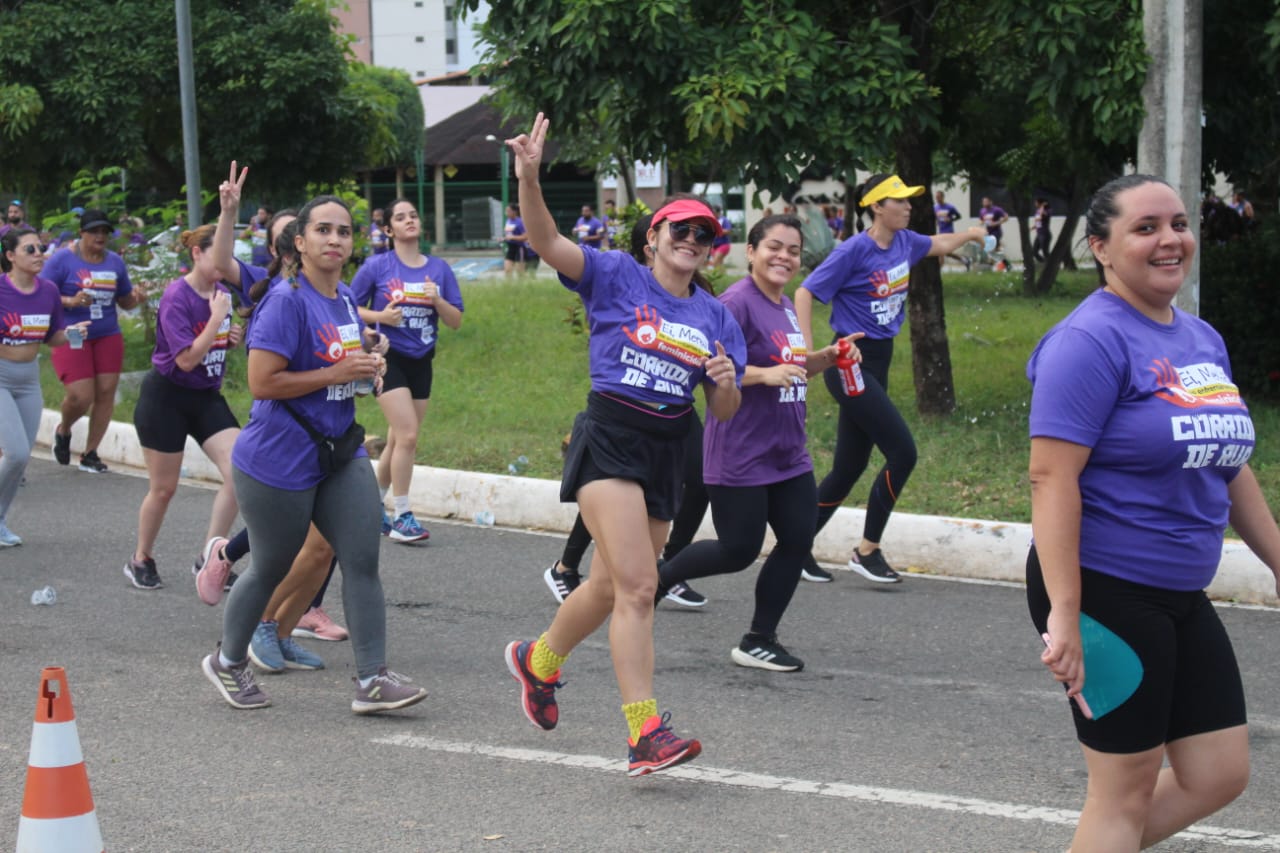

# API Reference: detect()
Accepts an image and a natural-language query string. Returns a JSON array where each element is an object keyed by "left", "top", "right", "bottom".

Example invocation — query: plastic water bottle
[
  {"left": 179, "top": 464, "right": 192, "bottom": 479},
  {"left": 835, "top": 340, "right": 865, "bottom": 397},
  {"left": 507, "top": 455, "right": 529, "bottom": 475},
  {"left": 353, "top": 377, "right": 375, "bottom": 396},
  {"left": 983, "top": 234, "right": 997, "bottom": 254},
  {"left": 474, "top": 509, "right": 495, "bottom": 527},
  {"left": 30, "top": 586, "right": 56, "bottom": 606}
]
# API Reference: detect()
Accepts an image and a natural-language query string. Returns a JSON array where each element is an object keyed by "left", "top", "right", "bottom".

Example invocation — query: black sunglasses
[
  {"left": 668, "top": 220, "right": 716, "bottom": 247},
  {"left": 19, "top": 244, "right": 41, "bottom": 256}
]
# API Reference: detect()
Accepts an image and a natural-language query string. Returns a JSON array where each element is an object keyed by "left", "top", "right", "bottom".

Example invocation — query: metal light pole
[
  {"left": 485, "top": 135, "right": 509, "bottom": 211},
  {"left": 175, "top": 0, "right": 201, "bottom": 228}
]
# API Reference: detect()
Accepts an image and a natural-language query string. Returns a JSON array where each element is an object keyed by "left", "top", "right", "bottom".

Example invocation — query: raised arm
[
  {"left": 507, "top": 114, "right": 584, "bottom": 280},
  {"left": 213, "top": 161, "right": 249, "bottom": 287}
]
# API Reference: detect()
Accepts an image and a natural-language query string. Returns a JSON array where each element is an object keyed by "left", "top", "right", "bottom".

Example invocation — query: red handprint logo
[
  {"left": 77, "top": 269, "right": 95, "bottom": 290},
  {"left": 3, "top": 312, "right": 23, "bottom": 337},
  {"left": 622, "top": 305, "right": 662, "bottom": 348},
  {"left": 192, "top": 320, "right": 207, "bottom": 338},
  {"left": 868, "top": 269, "right": 891, "bottom": 297},
  {"left": 313, "top": 323, "right": 346, "bottom": 363},
  {"left": 767, "top": 329, "right": 794, "bottom": 364},
  {"left": 386, "top": 278, "right": 405, "bottom": 305}
]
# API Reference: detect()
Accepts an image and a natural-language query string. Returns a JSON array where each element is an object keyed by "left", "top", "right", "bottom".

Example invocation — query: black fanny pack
[{"left": 280, "top": 401, "right": 365, "bottom": 475}]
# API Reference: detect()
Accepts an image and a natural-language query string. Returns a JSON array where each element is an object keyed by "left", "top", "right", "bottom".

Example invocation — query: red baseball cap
[{"left": 651, "top": 199, "right": 723, "bottom": 237}]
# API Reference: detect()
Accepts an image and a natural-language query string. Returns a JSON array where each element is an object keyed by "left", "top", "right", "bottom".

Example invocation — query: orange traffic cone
[{"left": 16, "top": 666, "right": 104, "bottom": 853}]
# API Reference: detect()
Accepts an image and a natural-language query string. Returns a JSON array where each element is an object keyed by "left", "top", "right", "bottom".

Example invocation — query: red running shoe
[
  {"left": 628, "top": 712, "right": 701, "bottom": 777},
  {"left": 505, "top": 639, "right": 562, "bottom": 730}
]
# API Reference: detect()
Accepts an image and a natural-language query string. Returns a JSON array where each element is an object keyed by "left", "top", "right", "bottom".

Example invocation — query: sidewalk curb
[{"left": 39, "top": 410, "right": 1279, "bottom": 606}]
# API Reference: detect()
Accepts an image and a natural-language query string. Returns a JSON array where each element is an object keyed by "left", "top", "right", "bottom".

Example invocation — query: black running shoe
[
  {"left": 848, "top": 549, "right": 902, "bottom": 584},
  {"left": 124, "top": 556, "right": 163, "bottom": 590},
  {"left": 731, "top": 634, "right": 805, "bottom": 672},
  {"left": 543, "top": 562, "right": 581, "bottom": 604},
  {"left": 53, "top": 430, "right": 71, "bottom": 465},
  {"left": 78, "top": 450, "right": 108, "bottom": 473},
  {"left": 800, "top": 554, "right": 833, "bottom": 583},
  {"left": 663, "top": 582, "right": 707, "bottom": 608}
]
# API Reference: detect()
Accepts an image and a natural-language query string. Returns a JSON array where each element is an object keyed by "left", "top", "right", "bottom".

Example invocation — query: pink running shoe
[
  {"left": 195, "top": 537, "right": 232, "bottom": 606},
  {"left": 292, "top": 606, "right": 349, "bottom": 642}
]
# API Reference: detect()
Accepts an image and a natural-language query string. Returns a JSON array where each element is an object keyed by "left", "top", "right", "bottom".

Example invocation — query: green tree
[{"left": 0, "top": 0, "right": 387, "bottom": 211}]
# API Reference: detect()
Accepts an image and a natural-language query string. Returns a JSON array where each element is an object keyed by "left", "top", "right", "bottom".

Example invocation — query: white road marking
[{"left": 372, "top": 733, "right": 1280, "bottom": 848}]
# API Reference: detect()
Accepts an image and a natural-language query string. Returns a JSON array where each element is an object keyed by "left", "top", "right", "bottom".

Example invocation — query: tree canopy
[{"left": 0, "top": 0, "right": 417, "bottom": 214}]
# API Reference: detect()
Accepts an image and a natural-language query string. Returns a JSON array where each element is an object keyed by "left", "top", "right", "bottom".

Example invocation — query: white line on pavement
[{"left": 372, "top": 733, "right": 1280, "bottom": 848}]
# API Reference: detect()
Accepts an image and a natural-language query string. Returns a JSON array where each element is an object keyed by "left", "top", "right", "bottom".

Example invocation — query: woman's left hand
[
  {"left": 227, "top": 323, "right": 244, "bottom": 348},
  {"left": 704, "top": 341, "right": 736, "bottom": 389}
]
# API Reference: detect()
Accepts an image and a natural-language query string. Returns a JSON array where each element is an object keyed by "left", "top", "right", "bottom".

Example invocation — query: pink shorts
[
  {"left": 51, "top": 333, "right": 125, "bottom": 384},
  {"left": 711, "top": 244, "right": 730, "bottom": 258}
]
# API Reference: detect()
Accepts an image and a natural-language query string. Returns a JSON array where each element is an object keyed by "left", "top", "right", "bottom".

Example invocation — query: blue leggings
[
  {"left": 223, "top": 460, "right": 386, "bottom": 677},
  {"left": 814, "top": 336, "right": 916, "bottom": 543}
]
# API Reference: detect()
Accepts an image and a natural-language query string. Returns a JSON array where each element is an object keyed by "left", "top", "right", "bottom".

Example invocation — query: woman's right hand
[
  {"left": 380, "top": 305, "right": 404, "bottom": 327},
  {"left": 220, "top": 161, "right": 247, "bottom": 214},
  {"left": 336, "top": 350, "right": 379, "bottom": 383},
  {"left": 1041, "top": 607, "right": 1085, "bottom": 702},
  {"left": 761, "top": 363, "right": 807, "bottom": 387},
  {"left": 208, "top": 290, "right": 232, "bottom": 323},
  {"left": 507, "top": 113, "right": 548, "bottom": 184}
]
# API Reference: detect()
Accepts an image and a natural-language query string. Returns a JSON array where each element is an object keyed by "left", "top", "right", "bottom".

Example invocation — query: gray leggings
[
  {"left": 225, "top": 459, "right": 386, "bottom": 677},
  {"left": 0, "top": 359, "right": 43, "bottom": 524}
]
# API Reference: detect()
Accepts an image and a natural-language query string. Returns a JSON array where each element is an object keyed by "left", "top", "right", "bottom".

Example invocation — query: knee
[
  {"left": 148, "top": 484, "right": 177, "bottom": 505},
  {"left": 3, "top": 443, "right": 32, "bottom": 467},
  {"left": 891, "top": 439, "right": 918, "bottom": 473},
  {"left": 721, "top": 540, "right": 762, "bottom": 571}
]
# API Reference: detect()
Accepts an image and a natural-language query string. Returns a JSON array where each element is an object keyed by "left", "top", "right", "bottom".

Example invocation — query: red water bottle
[{"left": 836, "top": 339, "right": 864, "bottom": 397}]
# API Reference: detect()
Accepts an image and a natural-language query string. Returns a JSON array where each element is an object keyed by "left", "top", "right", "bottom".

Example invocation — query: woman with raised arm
[
  {"left": 125, "top": 224, "right": 243, "bottom": 590},
  {"left": 202, "top": 193, "right": 425, "bottom": 715},
  {"left": 1026, "top": 174, "right": 1280, "bottom": 850},
  {"left": 350, "top": 197, "right": 463, "bottom": 543},
  {"left": 0, "top": 227, "right": 86, "bottom": 546},
  {"left": 794, "top": 174, "right": 984, "bottom": 584},
  {"left": 503, "top": 114, "right": 745, "bottom": 777}
]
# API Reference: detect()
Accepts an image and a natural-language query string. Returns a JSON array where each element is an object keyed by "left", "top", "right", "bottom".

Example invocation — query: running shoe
[
  {"left": 663, "top": 581, "right": 707, "bottom": 608},
  {"left": 381, "top": 508, "right": 392, "bottom": 536},
  {"left": 389, "top": 511, "right": 430, "bottom": 543},
  {"left": 53, "top": 430, "right": 71, "bottom": 465},
  {"left": 292, "top": 606, "right": 349, "bottom": 642},
  {"left": 848, "top": 549, "right": 902, "bottom": 584},
  {"left": 628, "top": 712, "right": 702, "bottom": 777},
  {"left": 505, "top": 639, "right": 562, "bottom": 731},
  {"left": 78, "top": 450, "right": 108, "bottom": 473},
  {"left": 194, "top": 536, "right": 232, "bottom": 606},
  {"left": 123, "top": 556, "right": 162, "bottom": 590},
  {"left": 731, "top": 634, "right": 805, "bottom": 672},
  {"left": 800, "top": 554, "right": 833, "bottom": 583},
  {"left": 279, "top": 636, "right": 325, "bottom": 671},
  {"left": 543, "top": 562, "right": 582, "bottom": 604},
  {"left": 202, "top": 648, "right": 271, "bottom": 710},
  {"left": 351, "top": 667, "right": 427, "bottom": 714},
  {"left": 248, "top": 621, "right": 286, "bottom": 673},
  {"left": 0, "top": 523, "right": 22, "bottom": 548}
]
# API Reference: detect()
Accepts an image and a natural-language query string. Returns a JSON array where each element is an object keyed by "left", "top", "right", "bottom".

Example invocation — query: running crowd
[{"left": 3, "top": 113, "right": 1279, "bottom": 843}]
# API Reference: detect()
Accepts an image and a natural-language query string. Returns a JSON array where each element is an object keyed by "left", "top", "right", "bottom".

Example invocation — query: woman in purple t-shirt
[
  {"left": 1027, "top": 175, "right": 1280, "bottom": 848},
  {"left": 0, "top": 227, "right": 84, "bottom": 547},
  {"left": 202, "top": 193, "right": 426, "bottom": 716},
  {"left": 125, "top": 225, "right": 244, "bottom": 591},
  {"left": 502, "top": 113, "right": 743, "bottom": 777},
  {"left": 351, "top": 197, "right": 464, "bottom": 544},
  {"left": 657, "top": 215, "right": 856, "bottom": 672},
  {"left": 795, "top": 173, "right": 984, "bottom": 584}
]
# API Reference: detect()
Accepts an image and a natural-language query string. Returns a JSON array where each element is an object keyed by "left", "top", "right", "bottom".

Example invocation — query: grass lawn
[{"left": 42, "top": 267, "right": 1279, "bottom": 525}]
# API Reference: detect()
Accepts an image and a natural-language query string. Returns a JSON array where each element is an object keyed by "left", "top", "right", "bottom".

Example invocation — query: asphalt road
[{"left": 3, "top": 457, "right": 1279, "bottom": 852}]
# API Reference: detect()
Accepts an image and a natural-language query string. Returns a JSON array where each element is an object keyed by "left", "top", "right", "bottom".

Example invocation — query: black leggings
[
  {"left": 814, "top": 336, "right": 916, "bottom": 544},
  {"left": 659, "top": 472, "right": 816, "bottom": 638},
  {"left": 559, "top": 411, "right": 708, "bottom": 570}
]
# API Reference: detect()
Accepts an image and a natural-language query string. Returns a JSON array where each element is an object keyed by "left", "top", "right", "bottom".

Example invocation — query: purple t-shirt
[
  {"left": 980, "top": 205, "right": 1007, "bottom": 239},
  {"left": 504, "top": 216, "right": 526, "bottom": 245},
  {"left": 934, "top": 203, "right": 961, "bottom": 234},
  {"left": 350, "top": 252, "right": 463, "bottom": 359},
  {"left": 800, "top": 229, "right": 932, "bottom": 340},
  {"left": 558, "top": 247, "right": 746, "bottom": 406},
  {"left": 574, "top": 216, "right": 605, "bottom": 246},
  {"left": 1027, "top": 290, "right": 1254, "bottom": 591},
  {"left": 151, "top": 277, "right": 234, "bottom": 390},
  {"left": 42, "top": 247, "right": 134, "bottom": 340},
  {"left": 232, "top": 275, "right": 370, "bottom": 489},
  {"left": 0, "top": 274, "right": 64, "bottom": 346},
  {"left": 703, "top": 278, "right": 812, "bottom": 487}
]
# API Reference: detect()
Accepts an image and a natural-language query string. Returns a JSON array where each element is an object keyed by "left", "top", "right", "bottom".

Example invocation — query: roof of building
[{"left": 424, "top": 100, "right": 562, "bottom": 166}]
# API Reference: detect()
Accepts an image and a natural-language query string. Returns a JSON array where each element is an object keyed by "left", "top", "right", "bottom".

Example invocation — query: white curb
[{"left": 38, "top": 410, "right": 1279, "bottom": 606}]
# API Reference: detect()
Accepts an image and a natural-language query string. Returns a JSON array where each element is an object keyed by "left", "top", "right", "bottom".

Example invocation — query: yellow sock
[
  {"left": 529, "top": 633, "right": 568, "bottom": 681},
  {"left": 623, "top": 698, "right": 659, "bottom": 742}
]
